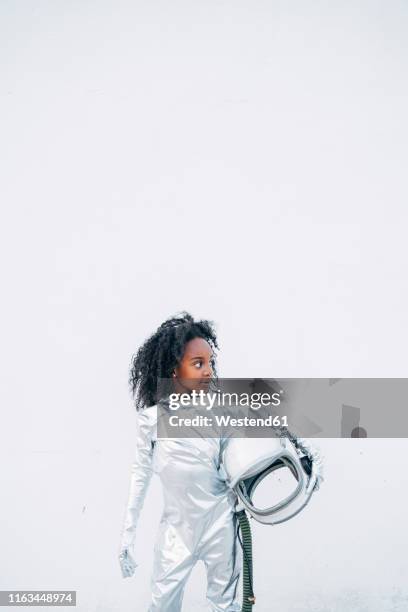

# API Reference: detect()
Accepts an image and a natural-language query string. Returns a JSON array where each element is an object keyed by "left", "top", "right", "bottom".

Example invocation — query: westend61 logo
[{"left": 167, "top": 389, "right": 282, "bottom": 411}]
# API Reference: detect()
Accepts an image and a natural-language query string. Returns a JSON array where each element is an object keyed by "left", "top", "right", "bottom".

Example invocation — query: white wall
[{"left": 1, "top": 1, "right": 407, "bottom": 610}]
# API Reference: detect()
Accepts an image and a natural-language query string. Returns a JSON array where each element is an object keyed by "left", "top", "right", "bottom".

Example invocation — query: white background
[{"left": 1, "top": 1, "right": 407, "bottom": 610}]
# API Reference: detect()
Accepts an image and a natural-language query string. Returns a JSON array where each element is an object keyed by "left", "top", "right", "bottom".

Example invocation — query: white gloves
[
  {"left": 295, "top": 437, "right": 325, "bottom": 493},
  {"left": 119, "top": 547, "right": 138, "bottom": 578}
]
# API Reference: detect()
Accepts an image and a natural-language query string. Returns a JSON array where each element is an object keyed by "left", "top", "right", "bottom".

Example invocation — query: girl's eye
[{"left": 194, "top": 361, "right": 202, "bottom": 368}]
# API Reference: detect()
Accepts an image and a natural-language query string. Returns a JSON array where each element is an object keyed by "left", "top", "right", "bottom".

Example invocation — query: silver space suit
[{"left": 119, "top": 404, "right": 241, "bottom": 612}]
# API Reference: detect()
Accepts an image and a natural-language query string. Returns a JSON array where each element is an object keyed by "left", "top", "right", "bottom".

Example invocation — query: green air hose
[{"left": 236, "top": 509, "right": 256, "bottom": 611}]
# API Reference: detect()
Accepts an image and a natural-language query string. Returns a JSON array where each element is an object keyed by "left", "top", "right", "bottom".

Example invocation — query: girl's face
[{"left": 173, "top": 337, "right": 214, "bottom": 394}]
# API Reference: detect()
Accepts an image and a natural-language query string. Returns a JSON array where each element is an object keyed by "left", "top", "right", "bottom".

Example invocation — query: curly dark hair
[{"left": 129, "top": 311, "right": 219, "bottom": 410}]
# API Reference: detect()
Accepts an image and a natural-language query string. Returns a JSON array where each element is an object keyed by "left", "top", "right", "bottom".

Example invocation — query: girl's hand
[{"left": 119, "top": 547, "right": 138, "bottom": 578}]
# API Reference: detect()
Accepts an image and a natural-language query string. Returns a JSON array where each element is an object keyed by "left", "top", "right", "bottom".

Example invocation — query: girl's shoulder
[{"left": 136, "top": 405, "right": 158, "bottom": 440}]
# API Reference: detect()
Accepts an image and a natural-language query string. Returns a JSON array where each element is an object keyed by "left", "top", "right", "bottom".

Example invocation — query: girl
[{"left": 118, "top": 312, "right": 241, "bottom": 612}]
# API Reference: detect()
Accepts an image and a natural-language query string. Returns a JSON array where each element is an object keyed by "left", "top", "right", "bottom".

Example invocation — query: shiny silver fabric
[{"left": 119, "top": 404, "right": 241, "bottom": 612}]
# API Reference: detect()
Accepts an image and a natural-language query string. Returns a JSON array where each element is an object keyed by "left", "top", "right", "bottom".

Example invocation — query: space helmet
[{"left": 221, "top": 434, "right": 321, "bottom": 525}]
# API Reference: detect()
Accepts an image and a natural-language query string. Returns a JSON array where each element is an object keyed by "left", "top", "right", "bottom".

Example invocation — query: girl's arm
[{"left": 119, "top": 408, "right": 155, "bottom": 577}]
